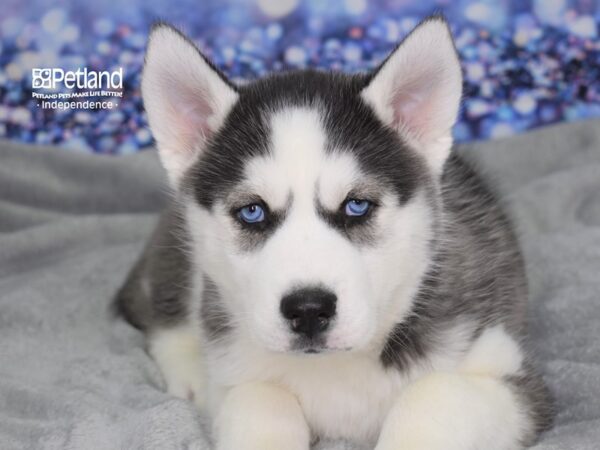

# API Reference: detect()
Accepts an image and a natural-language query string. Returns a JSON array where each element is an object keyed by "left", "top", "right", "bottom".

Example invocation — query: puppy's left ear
[{"left": 361, "top": 17, "right": 462, "bottom": 175}]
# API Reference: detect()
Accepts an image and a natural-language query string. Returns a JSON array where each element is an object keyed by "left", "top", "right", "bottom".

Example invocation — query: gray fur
[
  {"left": 380, "top": 153, "right": 553, "bottom": 439},
  {"left": 113, "top": 204, "right": 191, "bottom": 330},
  {"left": 115, "top": 154, "right": 554, "bottom": 442},
  {"left": 114, "top": 20, "right": 553, "bottom": 446},
  {"left": 116, "top": 122, "right": 552, "bottom": 449},
  {"left": 200, "top": 276, "right": 232, "bottom": 341},
  {"left": 381, "top": 153, "right": 528, "bottom": 369},
  {"left": 506, "top": 364, "right": 555, "bottom": 446},
  {"left": 116, "top": 116, "right": 552, "bottom": 448}
]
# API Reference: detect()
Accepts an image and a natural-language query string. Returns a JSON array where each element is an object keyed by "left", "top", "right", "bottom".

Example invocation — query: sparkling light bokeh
[{"left": 0, "top": 0, "right": 599, "bottom": 154}]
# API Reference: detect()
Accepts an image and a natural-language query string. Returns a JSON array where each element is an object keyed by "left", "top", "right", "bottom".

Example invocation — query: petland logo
[
  {"left": 31, "top": 67, "right": 123, "bottom": 110},
  {"left": 32, "top": 68, "right": 122, "bottom": 89}
]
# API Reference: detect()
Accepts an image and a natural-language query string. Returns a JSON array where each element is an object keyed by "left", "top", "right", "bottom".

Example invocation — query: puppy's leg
[
  {"left": 148, "top": 323, "right": 205, "bottom": 408},
  {"left": 375, "top": 372, "right": 526, "bottom": 450},
  {"left": 214, "top": 382, "right": 310, "bottom": 450},
  {"left": 115, "top": 208, "right": 206, "bottom": 407}
]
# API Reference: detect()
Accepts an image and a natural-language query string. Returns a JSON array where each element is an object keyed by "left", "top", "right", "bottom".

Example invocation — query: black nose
[{"left": 280, "top": 287, "right": 337, "bottom": 339}]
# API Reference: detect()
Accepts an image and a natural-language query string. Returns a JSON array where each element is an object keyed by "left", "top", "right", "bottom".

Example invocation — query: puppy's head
[{"left": 142, "top": 17, "right": 462, "bottom": 354}]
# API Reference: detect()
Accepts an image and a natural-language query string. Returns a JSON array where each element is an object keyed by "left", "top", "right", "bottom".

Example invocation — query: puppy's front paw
[
  {"left": 215, "top": 382, "right": 310, "bottom": 450},
  {"left": 162, "top": 359, "right": 204, "bottom": 408},
  {"left": 149, "top": 326, "right": 205, "bottom": 408},
  {"left": 375, "top": 372, "right": 525, "bottom": 450}
]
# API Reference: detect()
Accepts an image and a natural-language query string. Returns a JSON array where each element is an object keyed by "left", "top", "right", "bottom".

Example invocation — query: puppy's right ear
[
  {"left": 361, "top": 17, "right": 462, "bottom": 176},
  {"left": 142, "top": 24, "right": 238, "bottom": 186}
]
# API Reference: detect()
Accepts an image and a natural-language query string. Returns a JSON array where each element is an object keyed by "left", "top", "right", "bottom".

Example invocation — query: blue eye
[
  {"left": 344, "top": 199, "right": 371, "bottom": 217},
  {"left": 239, "top": 204, "right": 265, "bottom": 223}
]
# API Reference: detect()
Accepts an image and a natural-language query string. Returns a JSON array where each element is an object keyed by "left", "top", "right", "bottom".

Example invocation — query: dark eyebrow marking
[{"left": 315, "top": 196, "right": 379, "bottom": 245}]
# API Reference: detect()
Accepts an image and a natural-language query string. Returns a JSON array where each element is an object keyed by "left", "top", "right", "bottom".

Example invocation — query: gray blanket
[{"left": 1, "top": 120, "right": 599, "bottom": 450}]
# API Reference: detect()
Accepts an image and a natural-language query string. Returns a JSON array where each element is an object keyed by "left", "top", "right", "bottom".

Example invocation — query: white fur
[
  {"left": 200, "top": 323, "right": 482, "bottom": 444},
  {"left": 213, "top": 382, "right": 310, "bottom": 450},
  {"left": 148, "top": 325, "right": 205, "bottom": 408},
  {"left": 205, "top": 340, "right": 405, "bottom": 444},
  {"left": 185, "top": 107, "right": 434, "bottom": 356},
  {"left": 176, "top": 106, "right": 436, "bottom": 445},
  {"left": 361, "top": 18, "right": 462, "bottom": 174},
  {"left": 192, "top": 320, "right": 526, "bottom": 448},
  {"left": 373, "top": 327, "right": 528, "bottom": 450},
  {"left": 142, "top": 26, "right": 238, "bottom": 185},
  {"left": 149, "top": 304, "right": 528, "bottom": 448},
  {"left": 375, "top": 372, "right": 526, "bottom": 450},
  {"left": 459, "top": 325, "right": 525, "bottom": 377},
  {"left": 149, "top": 321, "right": 529, "bottom": 448},
  {"left": 144, "top": 20, "right": 530, "bottom": 450}
]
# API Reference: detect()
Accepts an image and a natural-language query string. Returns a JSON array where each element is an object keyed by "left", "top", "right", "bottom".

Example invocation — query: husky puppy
[{"left": 115, "top": 16, "right": 553, "bottom": 449}]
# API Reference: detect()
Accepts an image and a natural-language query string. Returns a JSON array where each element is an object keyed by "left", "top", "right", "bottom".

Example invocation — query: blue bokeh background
[{"left": 1, "top": 0, "right": 599, "bottom": 153}]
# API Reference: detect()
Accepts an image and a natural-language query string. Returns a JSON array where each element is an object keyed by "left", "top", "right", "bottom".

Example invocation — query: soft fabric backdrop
[{"left": 1, "top": 120, "right": 599, "bottom": 448}]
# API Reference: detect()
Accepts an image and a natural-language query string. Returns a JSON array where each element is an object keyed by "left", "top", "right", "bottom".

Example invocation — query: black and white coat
[{"left": 116, "top": 17, "right": 553, "bottom": 450}]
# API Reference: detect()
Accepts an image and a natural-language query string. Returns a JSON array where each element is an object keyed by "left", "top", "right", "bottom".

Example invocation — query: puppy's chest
[
  {"left": 210, "top": 347, "right": 406, "bottom": 444},
  {"left": 290, "top": 359, "right": 404, "bottom": 443}
]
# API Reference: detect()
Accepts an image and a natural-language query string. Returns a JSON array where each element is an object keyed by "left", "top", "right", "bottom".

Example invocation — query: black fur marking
[
  {"left": 380, "top": 320, "right": 428, "bottom": 370},
  {"left": 183, "top": 87, "right": 272, "bottom": 208},
  {"left": 183, "top": 70, "right": 425, "bottom": 211},
  {"left": 200, "top": 276, "right": 232, "bottom": 341}
]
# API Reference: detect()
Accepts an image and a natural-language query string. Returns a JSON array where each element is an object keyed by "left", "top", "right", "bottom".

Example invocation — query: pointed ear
[
  {"left": 361, "top": 17, "right": 462, "bottom": 175},
  {"left": 142, "top": 24, "right": 238, "bottom": 186}
]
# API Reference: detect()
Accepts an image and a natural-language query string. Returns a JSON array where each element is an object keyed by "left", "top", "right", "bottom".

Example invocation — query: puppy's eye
[
  {"left": 344, "top": 199, "right": 371, "bottom": 217},
  {"left": 239, "top": 204, "right": 265, "bottom": 223}
]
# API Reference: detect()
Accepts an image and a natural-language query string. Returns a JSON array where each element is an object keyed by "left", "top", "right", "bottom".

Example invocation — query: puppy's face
[{"left": 142, "top": 19, "right": 462, "bottom": 354}]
